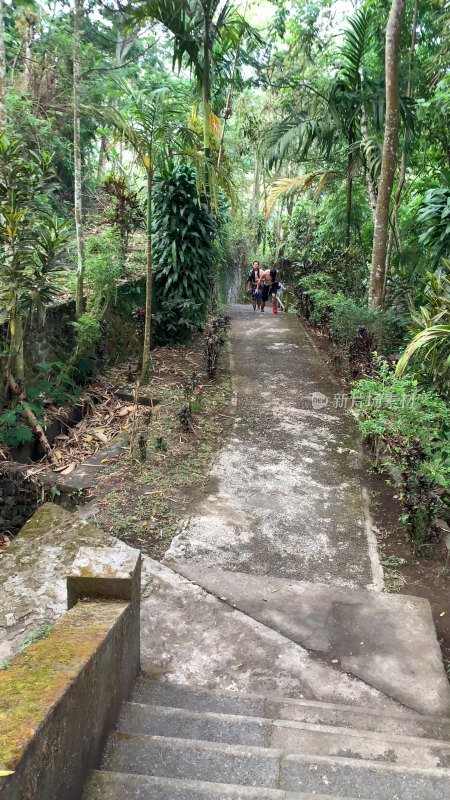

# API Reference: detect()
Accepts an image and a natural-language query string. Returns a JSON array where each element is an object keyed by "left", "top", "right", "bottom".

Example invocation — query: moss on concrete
[{"left": 0, "top": 600, "right": 126, "bottom": 770}]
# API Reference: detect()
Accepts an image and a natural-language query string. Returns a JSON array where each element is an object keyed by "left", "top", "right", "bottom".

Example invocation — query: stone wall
[
  {"left": 23, "top": 277, "right": 146, "bottom": 373},
  {"left": 0, "top": 467, "right": 39, "bottom": 537},
  {"left": 0, "top": 519, "right": 141, "bottom": 800}
]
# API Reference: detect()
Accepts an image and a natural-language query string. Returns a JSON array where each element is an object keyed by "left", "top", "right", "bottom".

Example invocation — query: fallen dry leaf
[
  {"left": 93, "top": 431, "right": 108, "bottom": 444},
  {"left": 60, "top": 462, "right": 76, "bottom": 476}
]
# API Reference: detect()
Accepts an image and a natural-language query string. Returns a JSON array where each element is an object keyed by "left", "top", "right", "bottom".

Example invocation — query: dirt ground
[
  {"left": 82, "top": 335, "right": 233, "bottom": 560},
  {"left": 301, "top": 316, "right": 450, "bottom": 681}
]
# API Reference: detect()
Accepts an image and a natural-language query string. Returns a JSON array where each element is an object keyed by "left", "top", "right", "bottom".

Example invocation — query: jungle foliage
[{"left": 0, "top": 0, "right": 448, "bottom": 539}]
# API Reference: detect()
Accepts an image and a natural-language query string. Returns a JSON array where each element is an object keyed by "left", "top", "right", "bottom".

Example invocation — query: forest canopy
[{"left": 0, "top": 0, "right": 449, "bottom": 397}]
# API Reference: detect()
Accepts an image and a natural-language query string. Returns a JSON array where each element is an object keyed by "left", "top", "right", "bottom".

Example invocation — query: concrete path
[
  {"left": 166, "top": 305, "right": 380, "bottom": 590},
  {"left": 4, "top": 310, "right": 450, "bottom": 720},
  {"left": 170, "top": 564, "right": 450, "bottom": 716},
  {"left": 139, "top": 558, "right": 403, "bottom": 712}
]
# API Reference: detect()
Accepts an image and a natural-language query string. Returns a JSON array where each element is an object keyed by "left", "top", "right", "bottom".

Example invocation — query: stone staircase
[{"left": 83, "top": 678, "right": 450, "bottom": 799}]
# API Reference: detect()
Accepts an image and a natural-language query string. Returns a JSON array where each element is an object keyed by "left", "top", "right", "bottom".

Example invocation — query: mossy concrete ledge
[
  {"left": 67, "top": 545, "right": 141, "bottom": 609},
  {"left": 0, "top": 546, "right": 141, "bottom": 800},
  {"left": 0, "top": 503, "right": 139, "bottom": 663}
]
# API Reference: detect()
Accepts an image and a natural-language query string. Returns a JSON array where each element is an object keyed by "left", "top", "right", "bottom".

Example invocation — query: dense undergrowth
[{"left": 1, "top": 0, "right": 449, "bottom": 560}]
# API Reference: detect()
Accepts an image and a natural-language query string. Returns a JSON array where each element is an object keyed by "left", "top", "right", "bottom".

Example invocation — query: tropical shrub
[
  {"left": 102, "top": 174, "right": 145, "bottom": 258},
  {"left": 418, "top": 174, "right": 450, "bottom": 265},
  {"left": 396, "top": 269, "right": 450, "bottom": 396},
  {"left": 152, "top": 163, "right": 216, "bottom": 343},
  {"left": 298, "top": 274, "right": 408, "bottom": 352},
  {"left": 71, "top": 228, "right": 123, "bottom": 363},
  {"left": 0, "top": 136, "right": 70, "bottom": 386},
  {"left": 352, "top": 361, "right": 449, "bottom": 550},
  {"left": 205, "top": 313, "right": 231, "bottom": 378},
  {"left": 0, "top": 361, "right": 81, "bottom": 447}
]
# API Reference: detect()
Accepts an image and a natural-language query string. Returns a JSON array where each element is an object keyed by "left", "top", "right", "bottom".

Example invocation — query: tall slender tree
[
  {"left": 369, "top": 0, "right": 406, "bottom": 310},
  {"left": 74, "top": 0, "right": 85, "bottom": 317},
  {"left": 0, "top": 0, "right": 6, "bottom": 132},
  {"left": 102, "top": 85, "right": 195, "bottom": 380},
  {"left": 385, "top": 0, "right": 418, "bottom": 275}
]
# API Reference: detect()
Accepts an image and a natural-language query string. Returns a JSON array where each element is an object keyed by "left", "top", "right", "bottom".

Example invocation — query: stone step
[
  {"left": 102, "top": 733, "right": 281, "bottom": 788},
  {"left": 118, "top": 702, "right": 450, "bottom": 769},
  {"left": 133, "top": 679, "right": 450, "bottom": 741},
  {"left": 119, "top": 702, "right": 270, "bottom": 747},
  {"left": 132, "top": 678, "right": 266, "bottom": 717},
  {"left": 281, "top": 752, "right": 450, "bottom": 799},
  {"left": 101, "top": 732, "right": 450, "bottom": 799},
  {"left": 83, "top": 771, "right": 356, "bottom": 800}
]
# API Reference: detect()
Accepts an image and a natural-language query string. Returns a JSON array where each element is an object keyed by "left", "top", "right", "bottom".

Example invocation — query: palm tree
[
  {"left": 74, "top": 0, "right": 85, "bottom": 318},
  {"left": 0, "top": 0, "right": 7, "bottom": 132},
  {"left": 265, "top": 6, "right": 379, "bottom": 247},
  {"left": 102, "top": 83, "right": 193, "bottom": 381},
  {"left": 396, "top": 269, "right": 450, "bottom": 394},
  {"left": 133, "top": 0, "right": 255, "bottom": 161},
  {"left": 102, "top": 80, "right": 235, "bottom": 381},
  {"left": 396, "top": 325, "right": 450, "bottom": 390},
  {"left": 369, "top": 0, "right": 407, "bottom": 311}
]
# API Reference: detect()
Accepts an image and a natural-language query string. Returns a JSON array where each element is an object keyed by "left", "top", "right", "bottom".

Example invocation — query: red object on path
[{"left": 273, "top": 308, "right": 278, "bottom": 314}]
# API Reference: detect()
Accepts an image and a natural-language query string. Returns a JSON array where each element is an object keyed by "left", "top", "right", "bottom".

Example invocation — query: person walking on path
[
  {"left": 256, "top": 266, "right": 280, "bottom": 313},
  {"left": 246, "top": 260, "right": 262, "bottom": 311}
]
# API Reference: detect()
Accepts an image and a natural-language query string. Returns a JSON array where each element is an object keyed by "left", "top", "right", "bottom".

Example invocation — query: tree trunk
[
  {"left": 203, "top": 25, "right": 211, "bottom": 159},
  {"left": 97, "top": 133, "right": 108, "bottom": 182},
  {"left": 0, "top": 0, "right": 6, "bottom": 132},
  {"left": 74, "top": 0, "right": 85, "bottom": 318},
  {"left": 368, "top": 0, "right": 406, "bottom": 311},
  {"left": 217, "top": 0, "right": 248, "bottom": 169},
  {"left": 360, "top": 100, "right": 378, "bottom": 218},
  {"left": 115, "top": 13, "right": 138, "bottom": 67},
  {"left": 345, "top": 145, "right": 353, "bottom": 249},
  {"left": 11, "top": 317, "right": 25, "bottom": 379},
  {"left": 141, "top": 166, "right": 153, "bottom": 383},
  {"left": 202, "top": 0, "right": 211, "bottom": 157},
  {"left": 252, "top": 158, "right": 260, "bottom": 211},
  {"left": 23, "top": 14, "right": 34, "bottom": 91},
  {"left": 385, "top": 0, "right": 418, "bottom": 277}
]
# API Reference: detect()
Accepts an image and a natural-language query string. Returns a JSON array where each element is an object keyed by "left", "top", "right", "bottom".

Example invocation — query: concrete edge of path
[{"left": 361, "top": 486, "right": 385, "bottom": 591}]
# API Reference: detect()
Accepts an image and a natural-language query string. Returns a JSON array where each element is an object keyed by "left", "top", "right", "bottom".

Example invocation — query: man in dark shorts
[
  {"left": 246, "top": 260, "right": 262, "bottom": 311},
  {"left": 256, "top": 267, "right": 280, "bottom": 313}
]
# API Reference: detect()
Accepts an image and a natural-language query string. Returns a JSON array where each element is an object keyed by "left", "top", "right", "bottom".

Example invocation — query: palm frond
[
  {"left": 264, "top": 173, "right": 327, "bottom": 217},
  {"left": 339, "top": 6, "right": 374, "bottom": 88},
  {"left": 396, "top": 325, "right": 450, "bottom": 379},
  {"left": 350, "top": 136, "right": 382, "bottom": 182}
]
